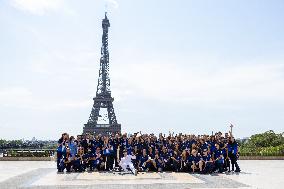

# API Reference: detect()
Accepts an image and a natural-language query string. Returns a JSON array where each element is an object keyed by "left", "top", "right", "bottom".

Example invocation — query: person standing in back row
[{"left": 228, "top": 137, "right": 241, "bottom": 172}]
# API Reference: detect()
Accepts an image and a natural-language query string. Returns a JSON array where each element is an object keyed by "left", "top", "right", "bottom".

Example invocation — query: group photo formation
[
  {"left": 53, "top": 6, "right": 245, "bottom": 179},
  {"left": 56, "top": 130, "right": 240, "bottom": 175},
  {"left": 1, "top": 0, "right": 284, "bottom": 188}
]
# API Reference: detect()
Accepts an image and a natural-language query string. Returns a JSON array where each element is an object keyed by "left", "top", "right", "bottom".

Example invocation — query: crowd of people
[{"left": 57, "top": 131, "right": 241, "bottom": 175}]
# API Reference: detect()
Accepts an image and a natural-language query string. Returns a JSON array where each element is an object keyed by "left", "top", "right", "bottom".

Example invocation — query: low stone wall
[
  {"left": 0, "top": 157, "right": 55, "bottom": 161},
  {"left": 240, "top": 156, "right": 284, "bottom": 160}
]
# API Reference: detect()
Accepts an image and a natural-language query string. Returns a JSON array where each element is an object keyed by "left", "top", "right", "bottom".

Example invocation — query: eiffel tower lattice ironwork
[{"left": 83, "top": 12, "right": 121, "bottom": 135}]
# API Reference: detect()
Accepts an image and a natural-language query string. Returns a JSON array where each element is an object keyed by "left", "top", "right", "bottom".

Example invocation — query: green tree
[
  {"left": 250, "top": 130, "right": 284, "bottom": 147},
  {"left": 0, "top": 139, "right": 7, "bottom": 148}
]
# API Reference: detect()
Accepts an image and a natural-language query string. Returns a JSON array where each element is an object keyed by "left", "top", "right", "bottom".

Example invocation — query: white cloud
[
  {"left": 9, "top": 0, "right": 68, "bottom": 15},
  {"left": 26, "top": 42, "right": 284, "bottom": 107},
  {"left": 112, "top": 61, "right": 284, "bottom": 105},
  {"left": 0, "top": 86, "right": 90, "bottom": 111},
  {"left": 105, "top": 0, "right": 119, "bottom": 9},
  {"left": 0, "top": 87, "right": 33, "bottom": 106}
]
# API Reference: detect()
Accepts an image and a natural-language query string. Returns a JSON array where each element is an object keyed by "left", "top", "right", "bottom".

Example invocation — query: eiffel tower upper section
[{"left": 83, "top": 13, "right": 121, "bottom": 135}]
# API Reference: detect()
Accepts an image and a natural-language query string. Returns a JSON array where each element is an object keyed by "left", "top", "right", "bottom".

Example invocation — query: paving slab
[{"left": 0, "top": 160, "right": 283, "bottom": 189}]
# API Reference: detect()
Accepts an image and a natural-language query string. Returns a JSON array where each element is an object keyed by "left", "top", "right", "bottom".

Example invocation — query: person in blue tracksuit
[
  {"left": 154, "top": 153, "right": 164, "bottom": 172},
  {"left": 200, "top": 149, "right": 214, "bottom": 174},
  {"left": 92, "top": 147, "right": 103, "bottom": 171},
  {"left": 81, "top": 150, "right": 90, "bottom": 171},
  {"left": 80, "top": 133, "right": 91, "bottom": 154},
  {"left": 190, "top": 149, "right": 201, "bottom": 173},
  {"left": 228, "top": 137, "right": 241, "bottom": 172},
  {"left": 73, "top": 153, "right": 84, "bottom": 172},
  {"left": 138, "top": 149, "right": 150, "bottom": 171},
  {"left": 214, "top": 143, "right": 225, "bottom": 173},
  {"left": 200, "top": 139, "right": 208, "bottom": 152},
  {"left": 171, "top": 150, "right": 181, "bottom": 172},
  {"left": 57, "top": 147, "right": 66, "bottom": 172},
  {"left": 180, "top": 149, "right": 189, "bottom": 172},
  {"left": 160, "top": 147, "right": 171, "bottom": 171},
  {"left": 63, "top": 148, "right": 72, "bottom": 172},
  {"left": 120, "top": 134, "right": 129, "bottom": 151},
  {"left": 57, "top": 133, "right": 67, "bottom": 172},
  {"left": 88, "top": 150, "right": 96, "bottom": 171},
  {"left": 224, "top": 143, "right": 231, "bottom": 172},
  {"left": 68, "top": 136, "right": 77, "bottom": 159},
  {"left": 103, "top": 143, "right": 115, "bottom": 171}
]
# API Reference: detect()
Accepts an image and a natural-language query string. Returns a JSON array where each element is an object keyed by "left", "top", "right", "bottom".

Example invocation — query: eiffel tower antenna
[
  {"left": 105, "top": 2, "right": 108, "bottom": 12},
  {"left": 83, "top": 13, "right": 121, "bottom": 136}
]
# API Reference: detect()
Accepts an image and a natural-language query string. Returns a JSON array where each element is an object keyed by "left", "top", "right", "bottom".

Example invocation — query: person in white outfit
[{"left": 119, "top": 150, "right": 137, "bottom": 176}]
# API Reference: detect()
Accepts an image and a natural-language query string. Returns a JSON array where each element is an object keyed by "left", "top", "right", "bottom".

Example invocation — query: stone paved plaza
[{"left": 0, "top": 160, "right": 283, "bottom": 189}]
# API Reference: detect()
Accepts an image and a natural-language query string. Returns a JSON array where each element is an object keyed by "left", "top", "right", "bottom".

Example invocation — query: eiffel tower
[{"left": 83, "top": 13, "right": 121, "bottom": 135}]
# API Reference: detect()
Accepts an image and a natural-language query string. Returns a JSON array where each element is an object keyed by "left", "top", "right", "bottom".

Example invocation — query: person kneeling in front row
[{"left": 119, "top": 149, "right": 137, "bottom": 176}]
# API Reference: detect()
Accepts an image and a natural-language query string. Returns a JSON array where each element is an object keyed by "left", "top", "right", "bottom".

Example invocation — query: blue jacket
[
  {"left": 228, "top": 142, "right": 238, "bottom": 155},
  {"left": 68, "top": 141, "right": 77, "bottom": 157}
]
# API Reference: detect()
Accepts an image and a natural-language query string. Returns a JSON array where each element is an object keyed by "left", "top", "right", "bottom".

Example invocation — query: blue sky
[{"left": 0, "top": 0, "right": 284, "bottom": 140}]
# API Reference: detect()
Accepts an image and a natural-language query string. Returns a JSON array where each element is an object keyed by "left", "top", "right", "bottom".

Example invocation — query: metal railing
[{"left": 0, "top": 149, "right": 56, "bottom": 157}]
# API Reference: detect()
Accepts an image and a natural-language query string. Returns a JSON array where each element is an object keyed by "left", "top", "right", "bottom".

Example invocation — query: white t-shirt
[{"left": 120, "top": 155, "right": 136, "bottom": 164}]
